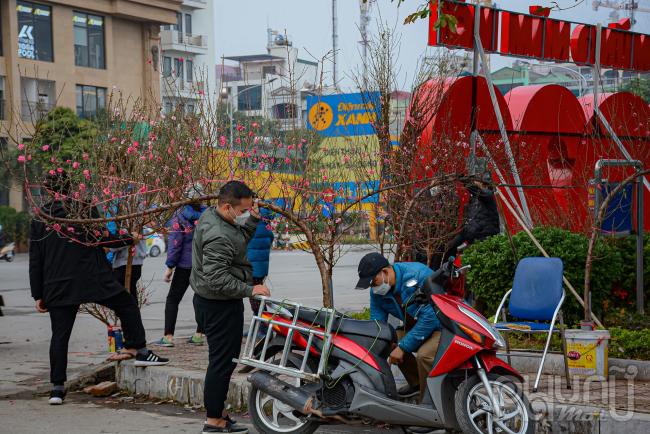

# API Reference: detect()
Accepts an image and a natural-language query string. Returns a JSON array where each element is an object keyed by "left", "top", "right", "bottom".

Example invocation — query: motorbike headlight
[{"left": 458, "top": 305, "right": 507, "bottom": 349}]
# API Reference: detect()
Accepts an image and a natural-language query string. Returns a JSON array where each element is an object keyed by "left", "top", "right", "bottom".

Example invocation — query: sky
[{"left": 212, "top": 0, "right": 650, "bottom": 91}]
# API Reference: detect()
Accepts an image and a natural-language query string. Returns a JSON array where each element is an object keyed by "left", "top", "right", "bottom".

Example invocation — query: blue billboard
[{"left": 306, "top": 92, "right": 381, "bottom": 137}]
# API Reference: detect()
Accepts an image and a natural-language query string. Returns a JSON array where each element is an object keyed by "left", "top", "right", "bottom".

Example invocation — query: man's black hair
[{"left": 217, "top": 180, "right": 254, "bottom": 206}]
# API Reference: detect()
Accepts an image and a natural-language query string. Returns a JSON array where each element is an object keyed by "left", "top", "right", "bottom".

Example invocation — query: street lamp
[
  {"left": 219, "top": 77, "right": 277, "bottom": 179},
  {"left": 524, "top": 62, "right": 589, "bottom": 96}
]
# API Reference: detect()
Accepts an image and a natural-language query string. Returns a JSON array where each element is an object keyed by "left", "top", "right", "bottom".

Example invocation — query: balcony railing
[
  {"left": 161, "top": 30, "right": 207, "bottom": 49},
  {"left": 21, "top": 99, "right": 54, "bottom": 121}
]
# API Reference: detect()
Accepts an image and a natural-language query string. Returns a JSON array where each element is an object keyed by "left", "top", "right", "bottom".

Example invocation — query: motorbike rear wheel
[
  {"left": 454, "top": 373, "right": 534, "bottom": 434},
  {"left": 249, "top": 354, "right": 320, "bottom": 434}
]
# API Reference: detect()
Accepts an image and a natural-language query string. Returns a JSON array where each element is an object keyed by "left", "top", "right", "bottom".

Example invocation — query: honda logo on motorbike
[{"left": 454, "top": 339, "right": 475, "bottom": 350}]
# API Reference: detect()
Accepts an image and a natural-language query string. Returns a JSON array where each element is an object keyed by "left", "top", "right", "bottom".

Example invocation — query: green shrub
[
  {"left": 501, "top": 327, "right": 650, "bottom": 361},
  {"left": 0, "top": 206, "right": 31, "bottom": 247},
  {"left": 463, "top": 227, "right": 623, "bottom": 326},
  {"left": 346, "top": 307, "right": 371, "bottom": 320},
  {"left": 609, "top": 327, "right": 650, "bottom": 360},
  {"left": 604, "top": 235, "right": 650, "bottom": 312}
]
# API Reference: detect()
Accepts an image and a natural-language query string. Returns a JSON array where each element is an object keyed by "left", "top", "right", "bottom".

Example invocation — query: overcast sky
[{"left": 212, "top": 0, "right": 650, "bottom": 91}]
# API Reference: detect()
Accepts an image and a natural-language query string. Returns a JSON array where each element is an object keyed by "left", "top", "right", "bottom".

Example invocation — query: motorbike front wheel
[
  {"left": 454, "top": 373, "right": 534, "bottom": 434},
  {"left": 248, "top": 354, "right": 320, "bottom": 434}
]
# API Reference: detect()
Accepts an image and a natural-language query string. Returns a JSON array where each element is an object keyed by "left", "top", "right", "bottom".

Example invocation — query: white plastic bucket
[{"left": 565, "top": 329, "right": 610, "bottom": 379}]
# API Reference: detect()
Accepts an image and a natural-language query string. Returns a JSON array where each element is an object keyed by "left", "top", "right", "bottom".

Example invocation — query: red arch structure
[
  {"left": 415, "top": 76, "right": 512, "bottom": 181},
  {"left": 505, "top": 84, "right": 587, "bottom": 230},
  {"left": 412, "top": 80, "right": 649, "bottom": 233}
]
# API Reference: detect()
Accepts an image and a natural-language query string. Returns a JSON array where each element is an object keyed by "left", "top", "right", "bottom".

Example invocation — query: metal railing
[
  {"left": 237, "top": 297, "right": 337, "bottom": 382},
  {"left": 161, "top": 29, "right": 207, "bottom": 48}
]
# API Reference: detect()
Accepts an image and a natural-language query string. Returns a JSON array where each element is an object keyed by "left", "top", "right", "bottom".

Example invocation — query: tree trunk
[{"left": 124, "top": 246, "right": 134, "bottom": 294}]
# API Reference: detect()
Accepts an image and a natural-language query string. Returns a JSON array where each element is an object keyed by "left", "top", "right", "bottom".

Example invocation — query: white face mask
[
  {"left": 372, "top": 271, "right": 391, "bottom": 296},
  {"left": 227, "top": 207, "right": 250, "bottom": 227},
  {"left": 234, "top": 211, "right": 250, "bottom": 227}
]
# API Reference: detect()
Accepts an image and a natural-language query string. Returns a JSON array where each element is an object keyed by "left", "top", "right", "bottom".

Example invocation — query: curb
[
  {"left": 500, "top": 354, "right": 650, "bottom": 381},
  {"left": 1, "top": 361, "right": 116, "bottom": 400},
  {"left": 115, "top": 361, "right": 250, "bottom": 410},
  {"left": 115, "top": 361, "right": 650, "bottom": 433},
  {"left": 535, "top": 402, "right": 650, "bottom": 433}
]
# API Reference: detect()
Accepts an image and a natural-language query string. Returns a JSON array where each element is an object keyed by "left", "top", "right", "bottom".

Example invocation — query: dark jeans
[
  {"left": 48, "top": 290, "right": 147, "bottom": 386},
  {"left": 194, "top": 294, "right": 243, "bottom": 418},
  {"left": 164, "top": 267, "right": 203, "bottom": 336},
  {"left": 113, "top": 264, "right": 143, "bottom": 303}
]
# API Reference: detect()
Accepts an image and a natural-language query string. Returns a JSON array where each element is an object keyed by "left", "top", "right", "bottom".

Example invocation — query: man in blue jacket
[
  {"left": 356, "top": 252, "right": 442, "bottom": 401},
  {"left": 246, "top": 207, "right": 274, "bottom": 335}
]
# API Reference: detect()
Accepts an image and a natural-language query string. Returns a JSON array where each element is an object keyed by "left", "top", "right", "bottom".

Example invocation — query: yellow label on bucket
[{"left": 567, "top": 342, "right": 597, "bottom": 370}]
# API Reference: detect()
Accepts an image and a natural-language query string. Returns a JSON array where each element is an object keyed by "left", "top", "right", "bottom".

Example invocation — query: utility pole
[
  {"left": 332, "top": 0, "right": 338, "bottom": 89},
  {"left": 359, "top": 0, "right": 372, "bottom": 90}
]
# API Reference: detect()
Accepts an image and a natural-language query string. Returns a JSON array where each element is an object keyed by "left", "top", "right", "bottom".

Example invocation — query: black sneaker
[
  {"left": 224, "top": 415, "right": 246, "bottom": 430},
  {"left": 202, "top": 421, "right": 248, "bottom": 433},
  {"left": 48, "top": 389, "right": 66, "bottom": 405},
  {"left": 134, "top": 350, "right": 170, "bottom": 367},
  {"left": 398, "top": 384, "right": 419, "bottom": 398}
]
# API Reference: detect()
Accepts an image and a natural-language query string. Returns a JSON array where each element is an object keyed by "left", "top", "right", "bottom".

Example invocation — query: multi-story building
[
  {"left": 218, "top": 29, "right": 329, "bottom": 130},
  {"left": 0, "top": 0, "right": 181, "bottom": 209},
  {"left": 159, "top": 0, "right": 216, "bottom": 115}
]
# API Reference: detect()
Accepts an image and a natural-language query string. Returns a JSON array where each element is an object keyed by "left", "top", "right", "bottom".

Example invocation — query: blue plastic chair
[{"left": 493, "top": 257, "right": 571, "bottom": 392}]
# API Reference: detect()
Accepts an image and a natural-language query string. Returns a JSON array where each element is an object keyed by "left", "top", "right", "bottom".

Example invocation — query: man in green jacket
[{"left": 191, "top": 180, "right": 270, "bottom": 434}]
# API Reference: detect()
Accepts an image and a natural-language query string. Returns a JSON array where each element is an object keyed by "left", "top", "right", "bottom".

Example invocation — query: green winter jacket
[{"left": 190, "top": 207, "right": 259, "bottom": 300}]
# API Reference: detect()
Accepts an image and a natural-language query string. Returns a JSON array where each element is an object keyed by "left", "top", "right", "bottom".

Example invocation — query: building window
[
  {"left": 163, "top": 99, "right": 173, "bottom": 114},
  {"left": 0, "top": 7, "right": 3, "bottom": 57},
  {"left": 262, "top": 65, "right": 276, "bottom": 77},
  {"left": 76, "top": 84, "right": 106, "bottom": 119},
  {"left": 273, "top": 103, "right": 297, "bottom": 119},
  {"left": 186, "top": 103, "right": 195, "bottom": 114},
  {"left": 237, "top": 85, "right": 262, "bottom": 111},
  {"left": 163, "top": 56, "right": 172, "bottom": 77},
  {"left": 185, "top": 14, "right": 192, "bottom": 35},
  {"left": 186, "top": 59, "right": 193, "bottom": 82},
  {"left": 21, "top": 77, "right": 55, "bottom": 121},
  {"left": 17, "top": 1, "right": 53, "bottom": 61},
  {"left": 174, "top": 58, "right": 183, "bottom": 79},
  {"left": 73, "top": 12, "right": 105, "bottom": 69},
  {"left": 174, "top": 12, "right": 182, "bottom": 32}
]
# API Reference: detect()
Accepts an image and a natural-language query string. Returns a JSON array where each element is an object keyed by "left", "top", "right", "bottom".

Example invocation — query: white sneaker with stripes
[{"left": 134, "top": 350, "right": 170, "bottom": 367}]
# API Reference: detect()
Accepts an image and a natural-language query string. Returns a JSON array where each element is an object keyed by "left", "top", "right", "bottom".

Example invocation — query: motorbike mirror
[{"left": 405, "top": 278, "right": 418, "bottom": 288}]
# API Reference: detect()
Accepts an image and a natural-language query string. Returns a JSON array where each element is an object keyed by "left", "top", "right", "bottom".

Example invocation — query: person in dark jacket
[
  {"left": 29, "top": 172, "right": 169, "bottom": 406},
  {"left": 191, "top": 181, "right": 270, "bottom": 434},
  {"left": 245, "top": 207, "right": 274, "bottom": 330},
  {"left": 442, "top": 176, "right": 500, "bottom": 264},
  {"left": 154, "top": 201, "right": 207, "bottom": 347}
]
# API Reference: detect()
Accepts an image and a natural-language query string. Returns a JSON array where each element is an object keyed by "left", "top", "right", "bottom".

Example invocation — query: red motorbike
[{"left": 241, "top": 259, "right": 534, "bottom": 434}]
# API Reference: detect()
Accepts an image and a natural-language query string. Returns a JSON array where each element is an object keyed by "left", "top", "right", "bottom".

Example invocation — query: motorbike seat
[{"left": 295, "top": 309, "right": 396, "bottom": 343}]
